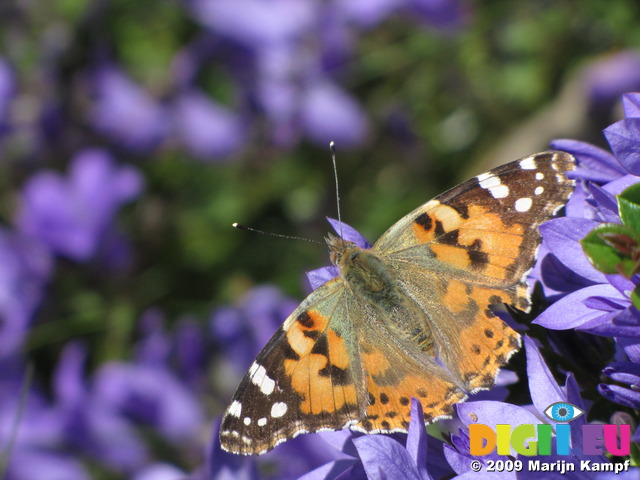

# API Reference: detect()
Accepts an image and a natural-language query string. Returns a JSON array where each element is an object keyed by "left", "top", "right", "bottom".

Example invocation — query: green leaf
[
  {"left": 618, "top": 183, "right": 640, "bottom": 231},
  {"left": 631, "top": 285, "right": 640, "bottom": 311},
  {"left": 581, "top": 224, "right": 640, "bottom": 277}
]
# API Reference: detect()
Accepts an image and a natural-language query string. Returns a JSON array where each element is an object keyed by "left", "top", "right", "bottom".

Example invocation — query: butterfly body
[{"left": 221, "top": 151, "right": 576, "bottom": 455}]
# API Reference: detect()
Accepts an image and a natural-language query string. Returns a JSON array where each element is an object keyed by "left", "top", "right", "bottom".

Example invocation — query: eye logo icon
[{"left": 543, "top": 402, "right": 584, "bottom": 422}]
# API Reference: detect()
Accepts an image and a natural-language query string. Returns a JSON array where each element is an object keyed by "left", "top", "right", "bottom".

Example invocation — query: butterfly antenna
[
  {"left": 232, "top": 223, "right": 323, "bottom": 245},
  {"left": 330, "top": 141, "right": 343, "bottom": 239}
]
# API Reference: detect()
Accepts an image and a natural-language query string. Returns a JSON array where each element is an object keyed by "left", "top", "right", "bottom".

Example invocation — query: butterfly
[{"left": 220, "top": 151, "right": 575, "bottom": 455}]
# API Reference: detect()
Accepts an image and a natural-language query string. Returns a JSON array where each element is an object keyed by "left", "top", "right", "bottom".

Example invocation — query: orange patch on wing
[
  {"left": 431, "top": 244, "right": 471, "bottom": 269},
  {"left": 454, "top": 308, "right": 521, "bottom": 391},
  {"left": 442, "top": 280, "right": 471, "bottom": 313},
  {"left": 413, "top": 203, "right": 466, "bottom": 244},
  {"left": 469, "top": 285, "right": 512, "bottom": 308},
  {"left": 413, "top": 214, "right": 435, "bottom": 243},
  {"left": 284, "top": 352, "right": 358, "bottom": 414},
  {"left": 284, "top": 317, "right": 357, "bottom": 415},
  {"left": 286, "top": 310, "right": 330, "bottom": 357},
  {"left": 361, "top": 344, "right": 392, "bottom": 377},
  {"left": 457, "top": 208, "right": 527, "bottom": 278},
  {"left": 327, "top": 330, "right": 350, "bottom": 370},
  {"left": 355, "top": 372, "right": 464, "bottom": 432}
]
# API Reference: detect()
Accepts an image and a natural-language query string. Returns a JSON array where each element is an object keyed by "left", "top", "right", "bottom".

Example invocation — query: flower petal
[
  {"left": 457, "top": 401, "right": 541, "bottom": 430},
  {"left": 525, "top": 336, "right": 565, "bottom": 417},
  {"left": 533, "top": 284, "right": 624, "bottom": 330},
  {"left": 327, "top": 218, "right": 372, "bottom": 248},
  {"left": 598, "top": 383, "right": 640, "bottom": 409},
  {"left": 406, "top": 399, "right": 429, "bottom": 479},
  {"left": 604, "top": 118, "right": 640, "bottom": 175},
  {"left": 622, "top": 92, "right": 640, "bottom": 118},
  {"left": 306, "top": 266, "right": 340, "bottom": 290},
  {"left": 539, "top": 218, "right": 606, "bottom": 283},
  {"left": 550, "top": 139, "right": 625, "bottom": 183},
  {"left": 354, "top": 435, "right": 426, "bottom": 480}
]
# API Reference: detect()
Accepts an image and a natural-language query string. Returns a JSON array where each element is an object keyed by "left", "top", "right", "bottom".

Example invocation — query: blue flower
[
  {"left": 89, "top": 65, "right": 170, "bottom": 153},
  {"left": 532, "top": 92, "right": 640, "bottom": 453},
  {"left": 16, "top": 149, "right": 143, "bottom": 263},
  {"left": 0, "top": 229, "right": 51, "bottom": 356},
  {"left": 451, "top": 337, "right": 609, "bottom": 479},
  {"left": 172, "top": 89, "right": 247, "bottom": 161}
]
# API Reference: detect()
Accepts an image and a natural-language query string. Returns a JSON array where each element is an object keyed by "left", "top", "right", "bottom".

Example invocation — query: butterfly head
[{"left": 326, "top": 233, "right": 360, "bottom": 269}]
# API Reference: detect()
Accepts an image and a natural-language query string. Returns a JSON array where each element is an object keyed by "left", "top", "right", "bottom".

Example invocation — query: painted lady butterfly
[{"left": 220, "top": 151, "right": 575, "bottom": 455}]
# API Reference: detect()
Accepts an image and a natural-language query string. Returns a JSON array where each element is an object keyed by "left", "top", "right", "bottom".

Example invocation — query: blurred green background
[{"left": 4, "top": 0, "right": 639, "bottom": 364}]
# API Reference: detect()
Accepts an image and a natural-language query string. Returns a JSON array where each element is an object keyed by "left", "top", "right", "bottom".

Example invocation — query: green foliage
[{"left": 582, "top": 184, "right": 640, "bottom": 278}]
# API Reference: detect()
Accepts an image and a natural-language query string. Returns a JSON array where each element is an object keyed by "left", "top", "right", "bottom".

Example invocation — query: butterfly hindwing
[{"left": 351, "top": 307, "right": 467, "bottom": 433}]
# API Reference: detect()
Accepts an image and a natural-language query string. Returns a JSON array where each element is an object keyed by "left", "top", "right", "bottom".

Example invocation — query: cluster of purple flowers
[{"left": 535, "top": 93, "right": 640, "bottom": 428}]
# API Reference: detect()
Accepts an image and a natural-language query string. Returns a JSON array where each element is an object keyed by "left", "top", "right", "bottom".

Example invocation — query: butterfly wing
[
  {"left": 373, "top": 151, "right": 575, "bottom": 391},
  {"left": 219, "top": 278, "right": 367, "bottom": 455},
  {"left": 349, "top": 303, "right": 466, "bottom": 433}
]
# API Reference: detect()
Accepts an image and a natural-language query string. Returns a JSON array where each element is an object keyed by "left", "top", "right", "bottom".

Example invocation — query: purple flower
[
  {"left": 188, "top": 0, "right": 374, "bottom": 148},
  {"left": 336, "top": 0, "right": 466, "bottom": 30},
  {"left": 53, "top": 343, "right": 149, "bottom": 472},
  {"left": 600, "top": 362, "right": 640, "bottom": 408},
  {"left": 210, "top": 285, "right": 297, "bottom": 386},
  {"left": 0, "top": 355, "right": 91, "bottom": 480},
  {"left": 16, "top": 149, "right": 143, "bottom": 262},
  {"left": 191, "top": 0, "right": 317, "bottom": 48},
  {"left": 0, "top": 229, "right": 51, "bottom": 356},
  {"left": 6, "top": 450, "right": 91, "bottom": 480},
  {"left": 451, "top": 337, "right": 602, "bottom": 479},
  {"left": 93, "top": 362, "right": 204, "bottom": 444},
  {"left": 172, "top": 90, "right": 247, "bottom": 161},
  {"left": 603, "top": 94, "right": 640, "bottom": 175},
  {"left": 300, "top": 80, "right": 369, "bottom": 148},
  {"left": 532, "top": 92, "right": 640, "bottom": 454},
  {"left": 132, "top": 464, "right": 189, "bottom": 480},
  {"left": 583, "top": 51, "right": 640, "bottom": 114},
  {"left": 90, "top": 65, "right": 170, "bottom": 152}
]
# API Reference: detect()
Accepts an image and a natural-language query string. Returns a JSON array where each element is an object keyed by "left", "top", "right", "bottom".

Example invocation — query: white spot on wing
[
  {"left": 535, "top": 172, "right": 544, "bottom": 180},
  {"left": 477, "top": 173, "right": 510, "bottom": 199},
  {"left": 515, "top": 197, "right": 533, "bottom": 212},
  {"left": 228, "top": 400, "right": 242, "bottom": 418},
  {"left": 271, "top": 402, "right": 288, "bottom": 418},
  {"left": 534, "top": 186, "right": 544, "bottom": 195},
  {"left": 243, "top": 417, "right": 251, "bottom": 426},
  {"left": 258, "top": 417, "right": 267, "bottom": 427},
  {"left": 250, "top": 363, "right": 276, "bottom": 395},
  {"left": 519, "top": 156, "right": 536, "bottom": 169}
]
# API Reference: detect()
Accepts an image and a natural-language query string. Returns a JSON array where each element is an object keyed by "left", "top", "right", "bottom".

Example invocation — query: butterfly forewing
[{"left": 220, "top": 278, "right": 366, "bottom": 455}]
